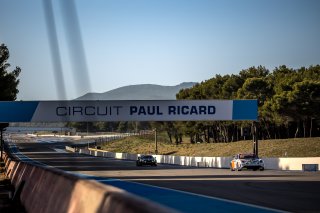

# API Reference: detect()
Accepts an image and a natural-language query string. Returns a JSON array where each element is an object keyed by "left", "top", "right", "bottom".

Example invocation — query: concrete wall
[
  {"left": 2, "top": 151, "right": 177, "bottom": 213},
  {"left": 263, "top": 157, "right": 320, "bottom": 171},
  {"left": 78, "top": 147, "right": 320, "bottom": 171}
]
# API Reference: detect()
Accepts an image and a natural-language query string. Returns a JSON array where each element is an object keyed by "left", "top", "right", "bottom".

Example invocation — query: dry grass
[{"left": 100, "top": 135, "right": 320, "bottom": 157}]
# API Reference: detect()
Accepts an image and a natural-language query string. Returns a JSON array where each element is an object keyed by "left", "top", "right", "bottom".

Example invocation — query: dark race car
[{"left": 136, "top": 155, "right": 157, "bottom": 166}]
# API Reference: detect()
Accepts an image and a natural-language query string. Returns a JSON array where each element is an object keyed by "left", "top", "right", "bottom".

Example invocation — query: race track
[{"left": 9, "top": 136, "right": 320, "bottom": 213}]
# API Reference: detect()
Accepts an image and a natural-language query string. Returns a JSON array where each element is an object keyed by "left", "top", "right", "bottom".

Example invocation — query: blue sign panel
[{"left": 232, "top": 100, "right": 258, "bottom": 120}]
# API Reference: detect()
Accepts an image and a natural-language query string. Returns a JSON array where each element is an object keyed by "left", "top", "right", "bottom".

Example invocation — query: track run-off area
[{"left": 7, "top": 134, "right": 320, "bottom": 213}]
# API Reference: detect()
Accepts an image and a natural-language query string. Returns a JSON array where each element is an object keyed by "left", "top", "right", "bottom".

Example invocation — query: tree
[
  {"left": 287, "top": 80, "right": 320, "bottom": 137},
  {"left": 0, "top": 44, "right": 21, "bottom": 100},
  {"left": 221, "top": 74, "right": 243, "bottom": 99},
  {"left": 237, "top": 77, "right": 273, "bottom": 106},
  {"left": 117, "top": 121, "right": 128, "bottom": 133},
  {"left": 270, "top": 65, "right": 298, "bottom": 94},
  {"left": 239, "top": 66, "right": 269, "bottom": 80},
  {"left": 177, "top": 64, "right": 320, "bottom": 141}
]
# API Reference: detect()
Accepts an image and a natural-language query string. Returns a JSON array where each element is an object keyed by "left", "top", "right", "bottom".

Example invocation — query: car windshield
[
  {"left": 239, "top": 154, "right": 257, "bottom": 159},
  {"left": 142, "top": 155, "right": 154, "bottom": 160}
]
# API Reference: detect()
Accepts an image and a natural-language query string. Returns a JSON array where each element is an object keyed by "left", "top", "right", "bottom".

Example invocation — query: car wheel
[
  {"left": 236, "top": 162, "right": 242, "bottom": 171},
  {"left": 259, "top": 167, "right": 264, "bottom": 171}
]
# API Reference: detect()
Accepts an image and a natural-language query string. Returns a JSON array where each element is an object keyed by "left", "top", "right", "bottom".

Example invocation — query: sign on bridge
[{"left": 0, "top": 100, "right": 257, "bottom": 122}]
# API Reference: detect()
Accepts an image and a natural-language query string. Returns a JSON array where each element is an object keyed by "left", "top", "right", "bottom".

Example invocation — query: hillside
[
  {"left": 100, "top": 135, "right": 320, "bottom": 157},
  {"left": 76, "top": 82, "right": 196, "bottom": 100}
]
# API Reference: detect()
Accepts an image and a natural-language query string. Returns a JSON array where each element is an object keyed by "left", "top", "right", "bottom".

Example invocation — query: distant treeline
[{"left": 69, "top": 65, "right": 320, "bottom": 143}]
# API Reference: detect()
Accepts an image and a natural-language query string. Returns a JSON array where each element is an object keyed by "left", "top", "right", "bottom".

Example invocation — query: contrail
[
  {"left": 42, "top": 0, "right": 67, "bottom": 100},
  {"left": 59, "top": 0, "right": 92, "bottom": 98}
]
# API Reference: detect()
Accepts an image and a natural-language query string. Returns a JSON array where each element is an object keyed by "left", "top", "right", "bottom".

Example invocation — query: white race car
[{"left": 230, "top": 153, "right": 264, "bottom": 171}]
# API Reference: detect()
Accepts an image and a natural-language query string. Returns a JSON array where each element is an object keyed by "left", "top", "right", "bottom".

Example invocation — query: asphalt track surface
[{"left": 9, "top": 137, "right": 320, "bottom": 213}]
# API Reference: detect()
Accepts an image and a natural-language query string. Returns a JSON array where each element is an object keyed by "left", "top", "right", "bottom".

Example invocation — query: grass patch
[{"left": 100, "top": 135, "right": 320, "bottom": 157}]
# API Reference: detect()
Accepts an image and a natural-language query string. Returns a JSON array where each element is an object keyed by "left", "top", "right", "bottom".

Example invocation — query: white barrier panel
[
  {"left": 264, "top": 157, "right": 320, "bottom": 171},
  {"left": 79, "top": 148, "right": 320, "bottom": 171},
  {"left": 65, "top": 146, "right": 76, "bottom": 152}
]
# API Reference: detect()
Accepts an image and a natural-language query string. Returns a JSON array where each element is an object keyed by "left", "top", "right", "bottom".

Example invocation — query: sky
[{"left": 0, "top": 0, "right": 319, "bottom": 100}]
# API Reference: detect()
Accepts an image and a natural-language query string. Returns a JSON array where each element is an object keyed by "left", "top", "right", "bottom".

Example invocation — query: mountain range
[{"left": 76, "top": 82, "right": 196, "bottom": 100}]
